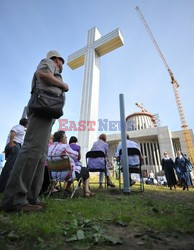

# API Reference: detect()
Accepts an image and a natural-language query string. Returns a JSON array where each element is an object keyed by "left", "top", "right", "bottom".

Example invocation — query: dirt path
[
  {"left": 104, "top": 225, "right": 194, "bottom": 250},
  {"left": 101, "top": 187, "right": 194, "bottom": 249}
]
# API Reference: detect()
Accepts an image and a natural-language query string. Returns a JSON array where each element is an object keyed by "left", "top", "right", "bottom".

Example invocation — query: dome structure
[{"left": 126, "top": 111, "right": 156, "bottom": 131}]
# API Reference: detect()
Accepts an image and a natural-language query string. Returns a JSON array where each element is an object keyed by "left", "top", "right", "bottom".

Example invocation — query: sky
[{"left": 0, "top": 0, "right": 194, "bottom": 151}]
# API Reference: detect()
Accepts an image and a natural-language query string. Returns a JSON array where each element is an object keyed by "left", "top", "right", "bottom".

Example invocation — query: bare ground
[
  {"left": 1, "top": 186, "right": 194, "bottom": 249},
  {"left": 97, "top": 187, "right": 194, "bottom": 250}
]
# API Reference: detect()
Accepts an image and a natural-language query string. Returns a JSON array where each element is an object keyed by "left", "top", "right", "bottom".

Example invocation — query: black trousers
[
  {"left": 0, "top": 142, "right": 21, "bottom": 192},
  {"left": 40, "top": 167, "right": 51, "bottom": 194},
  {"left": 75, "top": 167, "right": 90, "bottom": 180}
]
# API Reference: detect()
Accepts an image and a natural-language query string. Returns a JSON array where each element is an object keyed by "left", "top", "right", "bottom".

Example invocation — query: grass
[{"left": 0, "top": 183, "right": 194, "bottom": 249}]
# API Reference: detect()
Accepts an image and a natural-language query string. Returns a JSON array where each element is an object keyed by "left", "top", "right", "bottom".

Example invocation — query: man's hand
[
  {"left": 9, "top": 142, "right": 16, "bottom": 147},
  {"left": 62, "top": 83, "right": 69, "bottom": 92},
  {"left": 9, "top": 131, "right": 16, "bottom": 147},
  {"left": 37, "top": 71, "right": 69, "bottom": 92}
]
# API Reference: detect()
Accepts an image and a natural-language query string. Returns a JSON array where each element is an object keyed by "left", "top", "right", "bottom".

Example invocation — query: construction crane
[
  {"left": 135, "top": 6, "right": 194, "bottom": 164},
  {"left": 135, "top": 102, "right": 161, "bottom": 127},
  {"left": 135, "top": 102, "right": 149, "bottom": 113}
]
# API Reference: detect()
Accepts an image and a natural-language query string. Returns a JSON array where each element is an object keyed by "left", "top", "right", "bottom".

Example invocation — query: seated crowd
[
  {"left": 47, "top": 131, "right": 94, "bottom": 198},
  {"left": 1, "top": 129, "right": 193, "bottom": 202},
  {"left": 44, "top": 132, "right": 144, "bottom": 196},
  {"left": 44, "top": 132, "right": 116, "bottom": 197}
]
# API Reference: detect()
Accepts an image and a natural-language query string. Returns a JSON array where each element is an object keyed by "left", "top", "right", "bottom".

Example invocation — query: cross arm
[
  {"left": 67, "top": 46, "right": 87, "bottom": 70},
  {"left": 94, "top": 29, "right": 124, "bottom": 57}
]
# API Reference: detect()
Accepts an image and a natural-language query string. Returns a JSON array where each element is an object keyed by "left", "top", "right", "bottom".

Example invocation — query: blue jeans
[{"left": 0, "top": 142, "right": 21, "bottom": 192}]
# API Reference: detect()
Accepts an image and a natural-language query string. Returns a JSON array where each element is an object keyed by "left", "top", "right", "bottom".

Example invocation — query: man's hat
[{"left": 47, "top": 50, "right": 65, "bottom": 64}]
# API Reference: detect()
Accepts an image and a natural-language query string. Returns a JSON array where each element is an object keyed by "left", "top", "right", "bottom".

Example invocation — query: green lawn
[{"left": 0, "top": 184, "right": 194, "bottom": 249}]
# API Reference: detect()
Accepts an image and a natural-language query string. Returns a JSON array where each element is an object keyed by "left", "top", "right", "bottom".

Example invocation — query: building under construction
[
  {"left": 107, "top": 7, "right": 194, "bottom": 175},
  {"left": 133, "top": 6, "right": 194, "bottom": 165},
  {"left": 106, "top": 104, "right": 194, "bottom": 176}
]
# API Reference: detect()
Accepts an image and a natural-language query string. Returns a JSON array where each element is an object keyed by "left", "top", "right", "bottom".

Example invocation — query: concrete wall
[
  {"left": 106, "top": 126, "right": 193, "bottom": 175},
  {"left": 171, "top": 129, "right": 194, "bottom": 157},
  {"left": 157, "top": 127, "right": 175, "bottom": 160}
]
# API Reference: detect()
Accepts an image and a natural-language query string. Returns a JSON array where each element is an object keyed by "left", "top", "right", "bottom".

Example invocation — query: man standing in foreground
[{"left": 1, "top": 50, "right": 69, "bottom": 212}]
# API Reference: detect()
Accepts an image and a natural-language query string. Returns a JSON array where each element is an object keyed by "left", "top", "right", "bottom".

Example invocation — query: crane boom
[
  {"left": 135, "top": 6, "right": 194, "bottom": 164},
  {"left": 135, "top": 102, "right": 160, "bottom": 126},
  {"left": 136, "top": 7, "right": 170, "bottom": 72},
  {"left": 135, "top": 102, "right": 149, "bottom": 113}
]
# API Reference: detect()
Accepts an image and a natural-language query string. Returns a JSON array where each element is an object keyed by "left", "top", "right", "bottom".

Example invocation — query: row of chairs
[{"left": 47, "top": 148, "right": 144, "bottom": 198}]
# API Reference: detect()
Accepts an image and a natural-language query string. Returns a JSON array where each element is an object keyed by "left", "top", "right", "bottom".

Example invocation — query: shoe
[
  {"left": 83, "top": 191, "right": 95, "bottom": 198},
  {"left": 16, "top": 204, "right": 43, "bottom": 213},
  {"left": 51, "top": 188, "right": 59, "bottom": 193},
  {"left": 88, "top": 191, "right": 95, "bottom": 197},
  {"left": 63, "top": 189, "right": 72, "bottom": 197},
  {"left": 64, "top": 189, "right": 72, "bottom": 195},
  {"left": 107, "top": 182, "right": 116, "bottom": 188},
  {"left": 27, "top": 198, "right": 46, "bottom": 208},
  {"left": 130, "top": 180, "right": 136, "bottom": 186},
  {"left": 84, "top": 192, "right": 91, "bottom": 198},
  {"left": 106, "top": 176, "right": 115, "bottom": 188},
  {"left": 29, "top": 201, "right": 46, "bottom": 208}
]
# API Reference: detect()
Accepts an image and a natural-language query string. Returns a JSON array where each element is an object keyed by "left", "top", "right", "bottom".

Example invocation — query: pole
[{"left": 119, "top": 94, "right": 130, "bottom": 193}]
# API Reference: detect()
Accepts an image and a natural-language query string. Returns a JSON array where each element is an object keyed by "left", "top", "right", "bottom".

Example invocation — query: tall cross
[{"left": 67, "top": 27, "right": 124, "bottom": 161}]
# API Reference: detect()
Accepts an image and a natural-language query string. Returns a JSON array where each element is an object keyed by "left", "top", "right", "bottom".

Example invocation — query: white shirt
[
  {"left": 149, "top": 172, "right": 155, "bottom": 178},
  {"left": 6, "top": 124, "right": 26, "bottom": 145},
  {"left": 115, "top": 139, "right": 140, "bottom": 166}
]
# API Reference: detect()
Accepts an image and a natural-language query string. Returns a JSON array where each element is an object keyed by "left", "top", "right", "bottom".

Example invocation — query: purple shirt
[
  {"left": 88, "top": 139, "right": 108, "bottom": 169},
  {"left": 69, "top": 143, "right": 81, "bottom": 164}
]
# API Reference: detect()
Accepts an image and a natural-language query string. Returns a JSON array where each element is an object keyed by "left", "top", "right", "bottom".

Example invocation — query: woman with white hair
[{"left": 89, "top": 134, "right": 115, "bottom": 188}]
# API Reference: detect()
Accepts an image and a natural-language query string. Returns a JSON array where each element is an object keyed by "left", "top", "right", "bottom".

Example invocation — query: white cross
[{"left": 67, "top": 27, "right": 124, "bottom": 161}]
